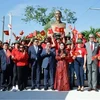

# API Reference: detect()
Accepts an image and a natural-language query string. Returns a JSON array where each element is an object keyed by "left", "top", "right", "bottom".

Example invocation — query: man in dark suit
[
  {"left": 41, "top": 42, "right": 56, "bottom": 90},
  {"left": 85, "top": 34, "right": 99, "bottom": 91},
  {"left": 0, "top": 40, "right": 3, "bottom": 89},
  {"left": 0, "top": 42, "right": 11, "bottom": 91},
  {"left": 28, "top": 38, "right": 42, "bottom": 90}
]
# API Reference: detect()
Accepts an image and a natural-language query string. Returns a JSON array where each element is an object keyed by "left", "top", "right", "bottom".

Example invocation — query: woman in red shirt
[
  {"left": 73, "top": 39, "right": 87, "bottom": 91},
  {"left": 14, "top": 45, "right": 29, "bottom": 91}
]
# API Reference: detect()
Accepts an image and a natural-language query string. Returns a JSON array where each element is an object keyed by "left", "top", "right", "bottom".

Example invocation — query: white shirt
[
  {"left": 89, "top": 41, "right": 94, "bottom": 51},
  {"left": 4, "top": 49, "right": 10, "bottom": 64},
  {"left": 34, "top": 45, "right": 38, "bottom": 53}
]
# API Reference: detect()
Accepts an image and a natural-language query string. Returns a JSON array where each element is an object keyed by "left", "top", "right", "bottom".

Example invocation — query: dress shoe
[
  {"left": 24, "top": 87, "right": 28, "bottom": 90},
  {"left": 50, "top": 87, "right": 54, "bottom": 90},
  {"left": 88, "top": 88, "right": 92, "bottom": 91},
  {"left": 31, "top": 86, "right": 35, "bottom": 90},
  {"left": 93, "top": 88, "right": 99, "bottom": 92},
  {"left": 37, "top": 87, "right": 41, "bottom": 90},
  {"left": 1, "top": 88, "right": 6, "bottom": 91},
  {"left": 44, "top": 87, "right": 48, "bottom": 90},
  {"left": 80, "top": 87, "right": 84, "bottom": 92},
  {"left": 7, "top": 86, "right": 12, "bottom": 91},
  {"left": 77, "top": 88, "right": 81, "bottom": 91}
]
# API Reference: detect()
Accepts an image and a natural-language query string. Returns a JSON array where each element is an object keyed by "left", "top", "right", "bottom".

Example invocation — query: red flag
[
  {"left": 28, "top": 33, "right": 33, "bottom": 38},
  {"left": 33, "top": 31, "right": 37, "bottom": 36},
  {"left": 55, "top": 27, "right": 64, "bottom": 33},
  {"left": 16, "top": 36, "right": 20, "bottom": 40},
  {"left": 40, "top": 30, "right": 45, "bottom": 36},
  {"left": 20, "top": 30, "right": 24, "bottom": 35},
  {"left": 96, "top": 32, "right": 100, "bottom": 37},
  {"left": 4, "top": 30, "right": 9, "bottom": 35},
  {"left": 48, "top": 29, "right": 53, "bottom": 34}
]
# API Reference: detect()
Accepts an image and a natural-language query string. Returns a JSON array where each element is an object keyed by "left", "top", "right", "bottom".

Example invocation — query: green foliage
[
  {"left": 81, "top": 27, "right": 100, "bottom": 40},
  {"left": 22, "top": 6, "right": 77, "bottom": 26}
]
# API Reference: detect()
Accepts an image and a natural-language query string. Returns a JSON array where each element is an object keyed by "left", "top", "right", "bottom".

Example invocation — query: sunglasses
[{"left": 89, "top": 37, "right": 94, "bottom": 38}]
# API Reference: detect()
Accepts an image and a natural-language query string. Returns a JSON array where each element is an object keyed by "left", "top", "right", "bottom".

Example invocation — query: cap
[
  {"left": 66, "top": 40, "right": 72, "bottom": 45},
  {"left": 76, "top": 39, "right": 83, "bottom": 44},
  {"left": 14, "top": 41, "right": 20, "bottom": 44},
  {"left": 65, "top": 34, "right": 70, "bottom": 38}
]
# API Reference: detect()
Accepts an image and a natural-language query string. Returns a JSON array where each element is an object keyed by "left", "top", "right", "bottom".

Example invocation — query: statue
[{"left": 48, "top": 10, "right": 66, "bottom": 38}]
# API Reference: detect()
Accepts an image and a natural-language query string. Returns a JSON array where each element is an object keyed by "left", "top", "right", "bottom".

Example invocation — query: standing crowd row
[{"left": 0, "top": 33, "right": 100, "bottom": 92}]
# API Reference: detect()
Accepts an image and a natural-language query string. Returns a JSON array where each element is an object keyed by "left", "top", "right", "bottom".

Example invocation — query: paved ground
[
  {"left": 0, "top": 90, "right": 68, "bottom": 100},
  {"left": 0, "top": 87, "right": 100, "bottom": 100},
  {"left": 66, "top": 89, "right": 100, "bottom": 100}
]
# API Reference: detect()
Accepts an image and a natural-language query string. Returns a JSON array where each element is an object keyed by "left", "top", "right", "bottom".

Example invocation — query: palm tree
[{"left": 81, "top": 27, "right": 100, "bottom": 40}]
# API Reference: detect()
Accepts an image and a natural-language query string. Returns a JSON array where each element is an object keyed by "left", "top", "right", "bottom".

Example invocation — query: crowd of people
[{"left": 0, "top": 32, "right": 100, "bottom": 92}]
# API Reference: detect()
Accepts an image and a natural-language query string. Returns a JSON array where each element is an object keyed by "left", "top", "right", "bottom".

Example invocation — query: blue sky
[{"left": 0, "top": 0, "right": 100, "bottom": 41}]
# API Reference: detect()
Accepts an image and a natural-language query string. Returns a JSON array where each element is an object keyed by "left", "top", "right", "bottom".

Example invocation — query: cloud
[{"left": 7, "top": 3, "right": 29, "bottom": 16}]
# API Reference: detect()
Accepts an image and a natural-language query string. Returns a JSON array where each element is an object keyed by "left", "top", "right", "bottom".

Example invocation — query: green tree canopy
[
  {"left": 22, "top": 5, "right": 77, "bottom": 27},
  {"left": 81, "top": 27, "right": 100, "bottom": 40}
]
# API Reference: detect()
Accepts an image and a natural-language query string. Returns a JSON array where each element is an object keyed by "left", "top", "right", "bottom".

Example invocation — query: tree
[
  {"left": 81, "top": 27, "right": 100, "bottom": 40},
  {"left": 22, "top": 5, "right": 77, "bottom": 29}
]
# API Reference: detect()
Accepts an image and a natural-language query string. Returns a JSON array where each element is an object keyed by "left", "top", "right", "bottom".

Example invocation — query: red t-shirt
[
  {"left": 75, "top": 47, "right": 87, "bottom": 57},
  {"left": 66, "top": 48, "right": 74, "bottom": 63},
  {"left": 97, "top": 49, "right": 100, "bottom": 67},
  {"left": 15, "top": 51, "right": 29, "bottom": 66}
]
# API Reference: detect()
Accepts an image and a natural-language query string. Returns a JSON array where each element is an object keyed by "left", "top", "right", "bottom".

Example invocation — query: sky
[{"left": 0, "top": 0, "right": 100, "bottom": 42}]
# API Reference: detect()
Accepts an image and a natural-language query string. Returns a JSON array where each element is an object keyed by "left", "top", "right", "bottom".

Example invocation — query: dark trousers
[
  {"left": 74, "top": 57, "right": 84, "bottom": 87},
  {"left": 17, "top": 66, "right": 28, "bottom": 90},
  {"left": 31, "top": 63, "right": 40, "bottom": 87},
  {"left": 97, "top": 67, "right": 100, "bottom": 85},
  {"left": 0, "top": 70, "right": 6, "bottom": 88},
  {"left": 44, "top": 64, "right": 54, "bottom": 88},
  {"left": 12, "top": 64, "right": 17, "bottom": 86},
  {"left": 68, "top": 62, "right": 74, "bottom": 89},
  {"left": 0, "top": 64, "right": 11, "bottom": 89},
  {"left": 6, "top": 64, "right": 13, "bottom": 88}
]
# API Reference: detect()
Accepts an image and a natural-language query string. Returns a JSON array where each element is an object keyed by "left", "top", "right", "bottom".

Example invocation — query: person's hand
[
  {"left": 61, "top": 33, "right": 65, "bottom": 38},
  {"left": 12, "top": 56, "right": 15, "bottom": 59},
  {"left": 72, "top": 56, "right": 76, "bottom": 60},
  {"left": 83, "top": 64, "right": 86, "bottom": 70},
  {"left": 61, "top": 54, "right": 66, "bottom": 58},
  {"left": 46, "top": 49, "right": 50, "bottom": 54},
  {"left": 30, "top": 38, "right": 34, "bottom": 42},
  {"left": 47, "top": 33, "right": 52, "bottom": 37}
]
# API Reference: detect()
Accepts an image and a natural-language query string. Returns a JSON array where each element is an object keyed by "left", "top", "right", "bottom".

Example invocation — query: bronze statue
[{"left": 48, "top": 10, "right": 66, "bottom": 38}]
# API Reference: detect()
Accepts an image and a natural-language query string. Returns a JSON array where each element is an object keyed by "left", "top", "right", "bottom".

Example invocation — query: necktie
[
  {"left": 6, "top": 50, "right": 10, "bottom": 64},
  {"left": 91, "top": 43, "right": 93, "bottom": 51}
]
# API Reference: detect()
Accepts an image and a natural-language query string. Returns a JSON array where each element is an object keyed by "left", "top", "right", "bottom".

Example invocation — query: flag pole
[
  {"left": 8, "top": 13, "right": 12, "bottom": 45},
  {"left": 2, "top": 16, "right": 5, "bottom": 42}
]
